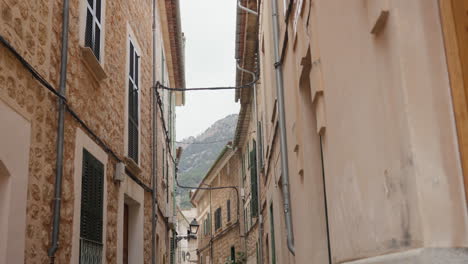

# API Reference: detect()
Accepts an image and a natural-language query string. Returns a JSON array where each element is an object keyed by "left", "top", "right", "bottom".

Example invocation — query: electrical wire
[
  {"left": 174, "top": 138, "right": 233, "bottom": 145},
  {"left": 154, "top": 73, "right": 258, "bottom": 91},
  {"left": 0, "top": 35, "right": 67, "bottom": 101},
  {"left": 0, "top": 34, "right": 155, "bottom": 193},
  {"left": 155, "top": 88, "right": 178, "bottom": 164}
]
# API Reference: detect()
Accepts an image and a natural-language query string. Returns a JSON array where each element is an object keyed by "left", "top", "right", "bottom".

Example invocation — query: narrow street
[{"left": 1, "top": 0, "right": 468, "bottom": 264}]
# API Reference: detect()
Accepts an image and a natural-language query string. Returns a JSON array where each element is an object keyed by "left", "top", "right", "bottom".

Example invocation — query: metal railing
[{"left": 80, "top": 238, "right": 103, "bottom": 264}]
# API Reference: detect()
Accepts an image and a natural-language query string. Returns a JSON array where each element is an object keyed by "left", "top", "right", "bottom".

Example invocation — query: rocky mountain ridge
[{"left": 176, "top": 114, "right": 238, "bottom": 208}]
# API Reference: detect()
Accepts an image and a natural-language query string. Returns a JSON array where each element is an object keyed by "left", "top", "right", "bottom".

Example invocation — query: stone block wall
[{"left": 0, "top": 0, "right": 176, "bottom": 263}]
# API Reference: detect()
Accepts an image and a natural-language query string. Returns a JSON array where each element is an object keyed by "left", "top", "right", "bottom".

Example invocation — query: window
[
  {"left": 230, "top": 246, "right": 236, "bottom": 261},
  {"left": 241, "top": 153, "right": 246, "bottom": 180},
  {"left": 250, "top": 139, "right": 258, "bottom": 217},
  {"left": 170, "top": 235, "right": 175, "bottom": 264},
  {"left": 227, "top": 199, "right": 231, "bottom": 222},
  {"left": 244, "top": 201, "right": 252, "bottom": 232},
  {"left": 204, "top": 213, "right": 211, "bottom": 236},
  {"left": 80, "top": 149, "right": 104, "bottom": 262},
  {"left": 85, "top": 0, "right": 103, "bottom": 60},
  {"left": 258, "top": 121, "right": 264, "bottom": 169},
  {"left": 269, "top": 203, "right": 276, "bottom": 264},
  {"left": 215, "top": 208, "right": 222, "bottom": 230},
  {"left": 128, "top": 38, "right": 139, "bottom": 163}
]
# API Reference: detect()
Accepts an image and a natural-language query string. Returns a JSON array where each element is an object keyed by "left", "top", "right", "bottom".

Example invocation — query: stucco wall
[{"left": 255, "top": 0, "right": 468, "bottom": 263}]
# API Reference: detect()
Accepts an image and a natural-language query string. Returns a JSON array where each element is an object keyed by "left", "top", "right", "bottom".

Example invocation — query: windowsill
[
  {"left": 124, "top": 157, "right": 141, "bottom": 176},
  {"left": 80, "top": 46, "right": 107, "bottom": 81}
]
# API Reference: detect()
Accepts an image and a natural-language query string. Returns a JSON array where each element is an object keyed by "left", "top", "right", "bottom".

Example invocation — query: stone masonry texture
[{"left": 0, "top": 0, "right": 180, "bottom": 263}]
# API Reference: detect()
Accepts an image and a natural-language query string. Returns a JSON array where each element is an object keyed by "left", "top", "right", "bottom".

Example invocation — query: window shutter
[
  {"left": 227, "top": 200, "right": 231, "bottom": 222},
  {"left": 80, "top": 149, "right": 104, "bottom": 242},
  {"left": 250, "top": 140, "right": 258, "bottom": 217},
  {"left": 170, "top": 235, "right": 175, "bottom": 264},
  {"left": 94, "top": 23, "right": 101, "bottom": 59},
  {"left": 270, "top": 204, "right": 276, "bottom": 264},
  {"left": 128, "top": 41, "right": 139, "bottom": 163},
  {"left": 84, "top": 0, "right": 102, "bottom": 60},
  {"left": 230, "top": 247, "right": 236, "bottom": 261},
  {"left": 258, "top": 121, "right": 264, "bottom": 169},
  {"left": 85, "top": 9, "right": 93, "bottom": 49},
  {"left": 215, "top": 208, "right": 222, "bottom": 230}
]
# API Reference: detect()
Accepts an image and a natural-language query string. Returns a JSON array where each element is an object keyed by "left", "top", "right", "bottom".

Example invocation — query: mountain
[{"left": 176, "top": 114, "right": 238, "bottom": 209}]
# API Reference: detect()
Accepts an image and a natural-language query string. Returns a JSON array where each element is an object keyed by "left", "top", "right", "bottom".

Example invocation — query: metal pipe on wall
[
  {"left": 271, "top": 0, "right": 295, "bottom": 255},
  {"left": 151, "top": 0, "right": 158, "bottom": 263},
  {"left": 236, "top": 61, "right": 264, "bottom": 263},
  {"left": 48, "top": 0, "right": 70, "bottom": 262}
]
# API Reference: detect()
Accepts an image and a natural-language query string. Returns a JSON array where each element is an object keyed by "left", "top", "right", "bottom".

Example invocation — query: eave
[{"left": 159, "top": 0, "right": 186, "bottom": 105}]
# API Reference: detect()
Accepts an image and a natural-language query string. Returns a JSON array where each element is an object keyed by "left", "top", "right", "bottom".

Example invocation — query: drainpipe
[
  {"left": 236, "top": 61, "right": 264, "bottom": 263},
  {"left": 271, "top": 0, "right": 295, "bottom": 255},
  {"left": 152, "top": 0, "right": 158, "bottom": 263},
  {"left": 48, "top": 0, "right": 70, "bottom": 262}
]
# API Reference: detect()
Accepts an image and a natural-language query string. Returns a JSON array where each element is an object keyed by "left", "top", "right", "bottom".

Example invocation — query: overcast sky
[{"left": 176, "top": 0, "right": 240, "bottom": 140}]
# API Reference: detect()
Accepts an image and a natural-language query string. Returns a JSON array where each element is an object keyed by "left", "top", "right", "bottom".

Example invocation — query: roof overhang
[
  {"left": 233, "top": 0, "right": 259, "bottom": 146},
  {"left": 159, "top": 0, "right": 186, "bottom": 106}
]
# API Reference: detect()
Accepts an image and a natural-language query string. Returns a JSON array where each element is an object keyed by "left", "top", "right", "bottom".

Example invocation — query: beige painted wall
[
  {"left": 0, "top": 98, "right": 31, "bottom": 264},
  {"left": 254, "top": 0, "right": 468, "bottom": 263}
]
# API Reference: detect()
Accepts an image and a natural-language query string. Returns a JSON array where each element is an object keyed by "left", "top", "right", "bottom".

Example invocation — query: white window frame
[
  {"left": 117, "top": 176, "right": 144, "bottom": 264},
  {"left": 79, "top": 0, "right": 106, "bottom": 63},
  {"left": 124, "top": 24, "right": 142, "bottom": 164},
  {"left": 71, "top": 128, "right": 108, "bottom": 264}
]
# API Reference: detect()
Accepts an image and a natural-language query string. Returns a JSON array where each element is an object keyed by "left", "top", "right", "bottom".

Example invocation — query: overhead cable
[{"left": 154, "top": 73, "right": 258, "bottom": 91}]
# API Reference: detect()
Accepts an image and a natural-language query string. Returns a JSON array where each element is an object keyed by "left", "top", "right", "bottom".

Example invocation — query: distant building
[
  {"left": 191, "top": 146, "right": 242, "bottom": 264},
  {"left": 0, "top": 0, "right": 184, "bottom": 263},
  {"left": 176, "top": 208, "right": 198, "bottom": 264}
]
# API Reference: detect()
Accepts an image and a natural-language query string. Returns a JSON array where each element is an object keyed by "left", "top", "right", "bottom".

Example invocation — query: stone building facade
[
  {"left": 191, "top": 146, "right": 242, "bottom": 264},
  {"left": 235, "top": 0, "right": 468, "bottom": 263},
  {"left": 176, "top": 208, "right": 198, "bottom": 264},
  {"left": 0, "top": 0, "right": 184, "bottom": 263}
]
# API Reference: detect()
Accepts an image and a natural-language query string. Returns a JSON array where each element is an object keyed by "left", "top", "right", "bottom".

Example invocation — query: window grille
[
  {"left": 79, "top": 149, "right": 104, "bottom": 263},
  {"left": 85, "top": 0, "right": 102, "bottom": 60},
  {"left": 128, "top": 40, "right": 139, "bottom": 163}
]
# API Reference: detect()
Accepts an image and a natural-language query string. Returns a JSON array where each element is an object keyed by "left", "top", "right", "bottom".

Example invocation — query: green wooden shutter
[
  {"left": 250, "top": 140, "right": 258, "bottom": 217},
  {"left": 215, "top": 208, "right": 222, "bottom": 230},
  {"left": 258, "top": 121, "right": 264, "bottom": 169},
  {"left": 227, "top": 199, "right": 231, "bottom": 222},
  {"left": 80, "top": 149, "right": 104, "bottom": 242}
]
